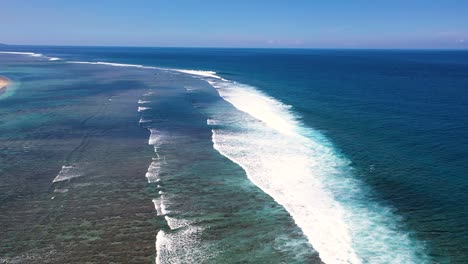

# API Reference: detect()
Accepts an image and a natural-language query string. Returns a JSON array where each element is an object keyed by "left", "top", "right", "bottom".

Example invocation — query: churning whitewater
[{"left": 178, "top": 70, "right": 429, "bottom": 264}]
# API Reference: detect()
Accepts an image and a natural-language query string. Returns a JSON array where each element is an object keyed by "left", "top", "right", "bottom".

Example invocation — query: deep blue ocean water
[{"left": 1, "top": 46, "right": 468, "bottom": 263}]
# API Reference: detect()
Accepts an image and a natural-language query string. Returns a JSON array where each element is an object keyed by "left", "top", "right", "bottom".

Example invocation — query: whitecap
[
  {"left": 138, "top": 106, "right": 151, "bottom": 112},
  {"left": 148, "top": 128, "right": 162, "bottom": 146},
  {"left": 146, "top": 160, "right": 162, "bottom": 183},
  {"left": 0, "top": 51, "right": 42, "bottom": 57},
  {"left": 155, "top": 226, "right": 208, "bottom": 264},
  {"left": 53, "top": 165, "right": 82, "bottom": 182},
  {"left": 0, "top": 51, "right": 64, "bottom": 62},
  {"left": 164, "top": 216, "right": 191, "bottom": 230},
  {"left": 68, "top": 61, "right": 158, "bottom": 69},
  {"left": 196, "top": 75, "right": 429, "bottom": 264},
  {"left": 152, "top": 198, "right": 166, "bottom": 216},
  {"left": 139, "top": 118, "right": 152, "bottom": 124},
  {"left": 206, "top": 118, "right": 219, "bottom": 126},
  {"left": 171, "top": 69, "right": 221, "bottom": 79},
  {"left": 155, "top": 230, "right": 165, "bottom": 264}
]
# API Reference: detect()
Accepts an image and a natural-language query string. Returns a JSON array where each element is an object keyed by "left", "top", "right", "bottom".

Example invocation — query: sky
[{"left": 1, "top": 0, "right": 468, "bottom": 49}]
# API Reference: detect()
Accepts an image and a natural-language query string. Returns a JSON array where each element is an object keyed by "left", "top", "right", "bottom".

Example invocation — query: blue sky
[{"left": 2, "top": 0, "right": 468, "bottom": 48}]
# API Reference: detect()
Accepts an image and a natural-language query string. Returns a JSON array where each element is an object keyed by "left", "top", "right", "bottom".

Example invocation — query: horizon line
[{"left": 1, "top": 43, "right": 468, "bottom": 51}]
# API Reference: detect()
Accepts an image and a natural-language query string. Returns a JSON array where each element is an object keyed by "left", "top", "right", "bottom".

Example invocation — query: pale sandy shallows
[{"left": 0, "top": 76, "right": 9, "bottom": 93}]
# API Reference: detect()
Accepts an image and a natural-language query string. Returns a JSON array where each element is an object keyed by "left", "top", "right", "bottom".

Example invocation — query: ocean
[{"left": 1, "top": 47, "right": 467, "bottom": 263}]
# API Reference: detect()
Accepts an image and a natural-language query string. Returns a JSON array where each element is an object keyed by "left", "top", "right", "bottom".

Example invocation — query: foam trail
[
  {"left": 152, "top": 198, "right": 165, "bottom": 216},
  {"left": 138, "top": 100, "right": 151, "bottom": 104},
  {"left": 172, "top": 69, "right": 221, "bottom": 79},
  {"left": 208, "top": 80, "right": 297, "bottom": 135},
  {"left": 153, "top": 193, "right": 184, "bottom": 229},
  {"left": 0, "top": 51, "right": 62, "bottom": 61},
  {"left": 144, "top": 128, "right": 165, "bottom": 183},
  {"left": 185, "top": 86, "right": 197, "bottom": 93},
  {"left": 206, "top": 118, "right": 219, "bottom": 126},
  {"left": 139, "top": 118, "right": 152, "bottom": 124},
  {"left": 148, "top": 128, "right": 162, "bottom": 146},
  {"left": 137, "top": 92, "right": 212, "bottom": 264},
  {"left": 68, "top": 61, "right": 158, "bottom": 69},
  {"left": 183, "top": 72, "right": 430, "bottom": 263},
  {"left": 138, "top": 106, "right": 151, "bottom": 112},
  {"left": 146, "top": 160, "right": 162, "bottom": 183},
  {"left": 159, "top": 197, "right": 168, "bottom": 215},
  {"left": 211, "top": 129, "right": 361, "bottom": 263},
  {"left": 53, "top": 165, "right": 82, "bottom": 182},
  {"left": 155, "top": 226, "right": 208, "bottom": 263},
  {"left": 165, "top": 216, "right": 191, "bottom": 230},
  {"left": 0, "top": 51, "right": 42, "bottom": 56},
  {"left": 155, "top": 230, "right": 165, "bottom": 264},
  {"left": 151, "top": 179, "right": 202, "bottom": 262}
]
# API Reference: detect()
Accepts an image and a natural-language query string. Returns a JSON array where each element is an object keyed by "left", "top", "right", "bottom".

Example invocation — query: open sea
[{"left": 1, "top": 47, "right": 467, "bottom": 264}]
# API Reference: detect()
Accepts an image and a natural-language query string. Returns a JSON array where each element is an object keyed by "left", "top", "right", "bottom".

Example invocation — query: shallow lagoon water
[{"left": 0, "top": 54, "right": 317, "bottom": 263}]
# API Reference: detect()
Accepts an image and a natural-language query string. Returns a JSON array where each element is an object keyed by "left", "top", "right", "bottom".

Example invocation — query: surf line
[{"left": 182, "top": 69, "right": 429, "bottom": 264}]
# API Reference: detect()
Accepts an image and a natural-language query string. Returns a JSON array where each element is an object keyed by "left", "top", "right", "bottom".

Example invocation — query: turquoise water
[
  {"left": 0, "top": 52, "right": 316, "bottom": 263},
  {"left": 1, "top": 48, "right": 468, "bottom": 263}
]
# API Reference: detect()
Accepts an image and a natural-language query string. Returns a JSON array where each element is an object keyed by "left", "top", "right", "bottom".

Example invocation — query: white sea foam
[
  {"left": 139, "top": 118, "right": 152, "bottom": 124},
  {"left": 175, "top": 69, "right": 298, "bottom": 135},
  {"left": 148, "top": 128, "right": 163, "bottom": 146},
  {"left": 155, "top": 226, "right": 209, "bottom": 263},
  {"left": 144, "top": 129, "right": 165, "bottom": 183},
  {"left": 138, "top": 100, "right": 151, "bottom": 104},
  {"left": 138, "top": 106, "right": 151, "bottom": 112},
  {"left": 154, "top": 201, "right": 197, "bottom": 264},
  {"left": 153, "top": 193, "right": 191, "bottom": 230},
  {"left": 152, "top": 198, "right": 166, "bottom": 216},
  {"left": 160, "top": 195, "right": 168, "bottom": 215},
  {"left": 155, "top": 230, "right": 165, "bottom": 264},
  {"left": 165, "top": 216, "right": 192, "bottom": 230},
  {"left": 146, "top": 160, "right": 162, "bottom": 183},
  {"left": 206, "top": 118, "right": 219, "bottom": 126},
  {"left": 68, "top": 61, "right": 158, "bottom": 69},
  {"left": 53, "top": 165, "right": 82, "bottom": 182},
  {"left": 172, "top": 69, "right": 221, "bottom": 79},
  {"left": 0, "top": 51, "right": 62, "bottom": 61},
  {"left": 190, "top": 74, "right": 430, "bottom": 263},
  {"left": 208, "top": 80, "right": 298, "bottom": 136},
  {"left": 0, "top": 51, "right": 42, "bottom": 56},
  {"left": 54, "top": 188, "right": 69, "bottom": 193}
]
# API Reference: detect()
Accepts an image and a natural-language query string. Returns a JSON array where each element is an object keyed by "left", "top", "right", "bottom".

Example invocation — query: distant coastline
[{"left": 0, "top": 76, "right": 10, "bottom": 94}]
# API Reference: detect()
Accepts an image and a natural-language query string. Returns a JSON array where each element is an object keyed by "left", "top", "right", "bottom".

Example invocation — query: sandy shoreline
[{"left": 0, "top": 76, "right": 9, "bottom": 94}]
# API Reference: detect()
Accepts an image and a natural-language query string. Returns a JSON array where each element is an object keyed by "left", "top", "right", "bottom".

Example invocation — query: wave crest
[{"left": 199, "top": 74, "right": 429, "bottom": 264}]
